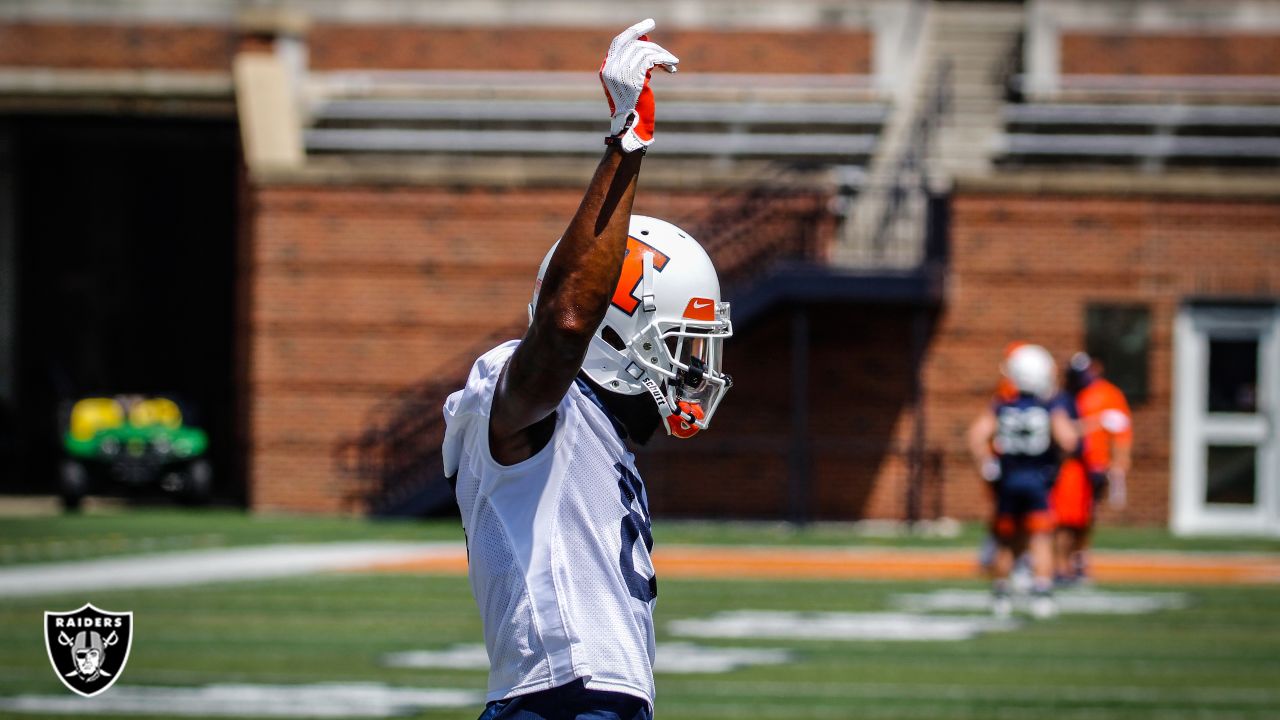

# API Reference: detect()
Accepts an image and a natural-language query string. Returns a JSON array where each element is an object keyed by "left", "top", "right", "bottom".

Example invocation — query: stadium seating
[
  {"left": 997, "top": 101, "right": 1280, "bottom": 169},
  {"left": 304, "top": 70, "right": 887, "bottom": 165}
]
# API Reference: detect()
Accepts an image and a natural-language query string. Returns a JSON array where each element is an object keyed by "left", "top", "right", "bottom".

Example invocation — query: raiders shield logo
[{"left": 44, "top": 603, "right": 133, "bottom": 697}]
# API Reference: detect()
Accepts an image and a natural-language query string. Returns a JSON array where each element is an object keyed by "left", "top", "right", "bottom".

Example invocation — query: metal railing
[{"left": 870, "top": 58, "right": 952, "bottom": 259}]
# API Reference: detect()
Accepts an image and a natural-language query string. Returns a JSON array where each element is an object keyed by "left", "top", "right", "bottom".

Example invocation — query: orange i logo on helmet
[
  {"left": 611, "top": 236, "right": 670, "bottom": 315},
  {"left": 44, "top": 603, "right": 133, "bottom": 697}
]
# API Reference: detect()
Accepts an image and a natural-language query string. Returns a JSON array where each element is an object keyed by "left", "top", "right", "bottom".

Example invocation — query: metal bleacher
[
  {"left": 995, "top": 87, "right": 1280, "bottom": 170},
  {"left": 303, "top": 71, "right": 888, "bottom": 164}
]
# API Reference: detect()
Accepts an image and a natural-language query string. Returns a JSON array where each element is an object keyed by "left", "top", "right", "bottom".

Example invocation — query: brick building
[{"left": 0, "top": 0, "right": 1277, "bottom": 534}]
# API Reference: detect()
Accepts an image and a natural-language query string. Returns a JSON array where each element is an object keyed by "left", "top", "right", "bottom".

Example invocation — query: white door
[{"left": 1172, "top": 305, "right": 1280, "bottom": 536}]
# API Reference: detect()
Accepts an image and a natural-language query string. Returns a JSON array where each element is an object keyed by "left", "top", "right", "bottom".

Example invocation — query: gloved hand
[
  {"left": 1107, "top": 468, "right": 1127, "bottom": 509},
  {"left": 981, "top": 458, "right": 1002, "bottom": 483},
  {"left": 599, "top": 18, "right": 679, "bottom": 153}
]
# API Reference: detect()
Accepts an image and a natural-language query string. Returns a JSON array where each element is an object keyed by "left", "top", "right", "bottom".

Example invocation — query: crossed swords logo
[{"left": 55, "top": 629, "right": 119, "bottom": 682}]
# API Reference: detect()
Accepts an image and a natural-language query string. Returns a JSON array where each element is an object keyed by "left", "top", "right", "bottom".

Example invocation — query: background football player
[
  {"left": 1052, "top": 352, "right": 1133, "bottom": 585},
  {"left": 442, "top": 20, "right": 732, "bottom": 720},
  {"left": 968, "top": 344, "right": 1078, "bottom": 619}
]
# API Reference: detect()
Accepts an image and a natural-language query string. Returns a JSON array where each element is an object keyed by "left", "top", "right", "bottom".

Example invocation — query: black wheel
[
  {"left": 181, "top": 459, "right": 213, "bottom": 505},
  {"left": 59, "top": 460, "right": 89, "bottom": 513}
]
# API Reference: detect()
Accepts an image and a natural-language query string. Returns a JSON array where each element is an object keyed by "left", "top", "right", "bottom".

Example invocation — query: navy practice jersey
[{"left": 992, "top": 393, "right": 1076, "bottom": 487}]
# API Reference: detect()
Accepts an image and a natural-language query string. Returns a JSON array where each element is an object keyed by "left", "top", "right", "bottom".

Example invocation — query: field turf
[{"left": 1, "top": 510, "right": 1278, "bottom": 719}]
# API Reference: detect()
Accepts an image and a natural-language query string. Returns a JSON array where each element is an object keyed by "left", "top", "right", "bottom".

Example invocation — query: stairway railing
[{"left": 869, "top": 58, "right": 953, "bottom": 259}]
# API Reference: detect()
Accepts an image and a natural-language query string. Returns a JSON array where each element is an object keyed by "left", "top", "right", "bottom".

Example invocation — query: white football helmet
[
  {"left": 530, "top": 215, "right": 732, "bottom": 438},
  {"left": 1004, "top": 344, "right": 1057, "bottom": 401}
]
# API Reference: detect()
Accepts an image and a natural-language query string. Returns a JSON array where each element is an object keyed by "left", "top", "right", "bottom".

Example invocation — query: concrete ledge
[
  {"left": 0, "top": 68, "right": 234, "bottom": 116},
  {"left": 253, "top": 154, "right": 840, "bottom": 192},
  {"left": 0, "top": 68, "right": 231, "bottom": 97},
  {"left": 955, "top": 170, "right": 1280, "bottom": 199}
]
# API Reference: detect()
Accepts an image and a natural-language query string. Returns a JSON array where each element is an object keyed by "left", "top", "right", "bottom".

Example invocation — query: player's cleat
[
  {"left": 1010, "top": 559, "right": 1034, "bottom": 595},
  {"left": 1030, "top": 591, "right": 1058, "bottom": 619},
  {"left": 992, "top": 593, "right": 1013, "bottom": 619}
]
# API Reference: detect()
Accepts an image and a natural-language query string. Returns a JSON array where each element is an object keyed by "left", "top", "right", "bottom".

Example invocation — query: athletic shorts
[
  {"left": 992, "top": 476, "right": 1055, "bottom": 538},
  {"left": 478, "top": 679, "right": 651, "bottom": 720},
  {"left": 1051, "top": 458, "right": 1093, "bottom": 529}
]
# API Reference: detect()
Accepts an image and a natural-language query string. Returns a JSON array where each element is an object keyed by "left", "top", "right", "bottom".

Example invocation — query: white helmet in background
[
  {"left": 1004, "top": 344, "right": 1057, "bottom": 401},
  {"left": 530, "top": 215, "right": 733, "bottom": 438}
]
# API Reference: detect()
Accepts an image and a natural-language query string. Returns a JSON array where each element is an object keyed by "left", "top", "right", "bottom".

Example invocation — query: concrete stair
[
  {"left": 930, "top": 2, "right": 1024, "bottom": 177},
  {"left": 833, "top": 1, "right": 1024, "bottom": 269}
]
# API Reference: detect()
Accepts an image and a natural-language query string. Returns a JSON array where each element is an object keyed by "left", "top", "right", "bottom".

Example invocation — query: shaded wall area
[
  {"left": 640, "top": 302, "right": 923, "bottom": 521},
  {"left": 7, "top": 116, "right": 239, "bottom": 499}
]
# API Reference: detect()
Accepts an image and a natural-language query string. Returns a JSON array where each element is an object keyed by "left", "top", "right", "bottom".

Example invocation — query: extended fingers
[
  {"left": 638, "top": 41, "right": 679, "bottom": 73},
  {"left": 611, "top": 18, "right": 656, "bottom": 53}
]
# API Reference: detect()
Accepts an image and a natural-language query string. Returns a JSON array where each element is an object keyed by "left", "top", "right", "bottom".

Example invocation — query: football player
[
  {"left": 968, "top": 344, "right": 1079, "bottom": 619},
  {"left": 1051, "top": 352, "right": 1133, "bottom": 585},
  {"left": 442, "top": 20, "right": 732, "bottom": 720}
]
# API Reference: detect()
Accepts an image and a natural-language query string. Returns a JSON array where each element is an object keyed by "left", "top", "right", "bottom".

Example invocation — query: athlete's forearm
[
  {"left": 494, "top": 146, "right": 642, "bottom": 436},
  {"left": 967, "top": 411, "right": 997, "bottom": 472},
  {"left": 534, "top": 145, "right": 641, "bottom": 343},
  {"left": 1051, "top": 410, "right": 1080, "bottom": 453},
  {"left": 1111, "top": 441, "right": 1132, "bottom": 474}
]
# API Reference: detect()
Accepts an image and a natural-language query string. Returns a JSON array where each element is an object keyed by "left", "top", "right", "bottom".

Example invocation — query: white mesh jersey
[{"left": 442, "top": 341, "right": 658, "bottom": 706}]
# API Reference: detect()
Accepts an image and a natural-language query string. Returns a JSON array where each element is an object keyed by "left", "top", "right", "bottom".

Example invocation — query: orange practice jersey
[{"left": 1076, "top": 378, "right": 1133, "bottom": 472}]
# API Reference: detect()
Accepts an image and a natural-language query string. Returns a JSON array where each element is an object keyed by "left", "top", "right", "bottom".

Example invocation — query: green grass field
[
  {"left": 5, "top": 508, "right": 1280, "bottom": 567},
  {"left": 2, "top": 510, "right": 1279, "bottom": 719}
]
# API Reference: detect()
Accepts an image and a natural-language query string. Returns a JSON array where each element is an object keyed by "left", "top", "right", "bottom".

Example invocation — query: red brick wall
[
  {"left": 641, "top": 303, "right": 919, "bottom": 521},
  {"left": 245, "top": 181, "right": 740, "bottom": 511},
  {"left": 0, "top": 22, "right": 237, "bottom": 70},
  {"left": 1061, "top": 33, "right": 1280, "bottom": 75},
  {"left": 931, "top": 191, "right": 1280, "bottom": 525},
  {"left": 309, "top": 25, "right": 872, "bottom": 74},
  {"left": 248, "top": 186, "right": 1280, "bottom": 523}
]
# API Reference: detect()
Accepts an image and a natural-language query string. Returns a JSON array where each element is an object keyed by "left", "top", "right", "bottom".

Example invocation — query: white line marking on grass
[
  {"left": 654, "top": 643, "right": 793, "bottom": 673},
  {"left": 0, "top": 542, "right": 464, "bottom": 597},
  {"left": 892, "top": 588, "right": 1191, "bottom": 615},
  {"left": 0, "top": 683, "right": 482, "bottom": 717},
  {"left": 655, "top": 699, "right": 1268, "bottom": 720},
  {"left": 384, "top": 644, "right": 489, "bottom": 670},
  {"left": 669, "top": 611, "right": 1019, "bottom": 642},
  {"left": 667, "top": 679, "right": 1280, "bottom": 706},
  {"left": 383, "top": 642, "right": 793, "bottom": 674}
]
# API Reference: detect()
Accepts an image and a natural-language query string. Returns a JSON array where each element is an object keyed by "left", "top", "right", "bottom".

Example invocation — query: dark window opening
[
  {"left": 7, "top": 115, "right": 240, "bottom": 504},
  {"left": 1207, "top": 339, "right": 1258, "bottom": 414},
  {"left": 1205, "top": 445, "right": 1257, "bottom": 506},
  {"left": 1084, "top": 304, "right": 1150, "bottom": 405}
]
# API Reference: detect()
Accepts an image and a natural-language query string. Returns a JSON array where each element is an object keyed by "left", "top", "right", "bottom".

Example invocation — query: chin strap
[{"left": 640, "top": 376, "right": 703, "bottom": 439}]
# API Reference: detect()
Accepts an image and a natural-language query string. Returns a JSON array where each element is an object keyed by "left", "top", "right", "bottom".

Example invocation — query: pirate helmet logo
[{"left": 44, "top": 603, "right": 133, "bottom": 697}]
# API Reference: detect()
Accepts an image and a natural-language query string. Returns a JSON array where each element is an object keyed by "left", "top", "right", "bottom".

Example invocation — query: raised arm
[
  {"left": 968, "top": 408, "right": 1000, "bottom": 482},
  {"left": 489, "top": 20, "right": 678, "bottom": 465},
  {"left": 1051, "top": 407, "right": 1080, "bottom": 454}
]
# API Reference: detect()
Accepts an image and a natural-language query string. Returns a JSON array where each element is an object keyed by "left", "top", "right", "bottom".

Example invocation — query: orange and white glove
[{"left": 599, "top": 18, "right": 679, "bottom": 153}]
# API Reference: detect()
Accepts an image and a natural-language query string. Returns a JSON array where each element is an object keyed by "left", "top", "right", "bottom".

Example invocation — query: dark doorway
[{"left": 7, "top": 116, "right": 240, "bottom": 503}]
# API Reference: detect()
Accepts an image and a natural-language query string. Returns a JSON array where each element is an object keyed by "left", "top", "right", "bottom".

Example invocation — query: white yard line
[
  {"left": 0, "top": 683, "right": 481, "bottom": 717},
  {"left": 0, "top": 542, "right": 465, "bottom": 598}
]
